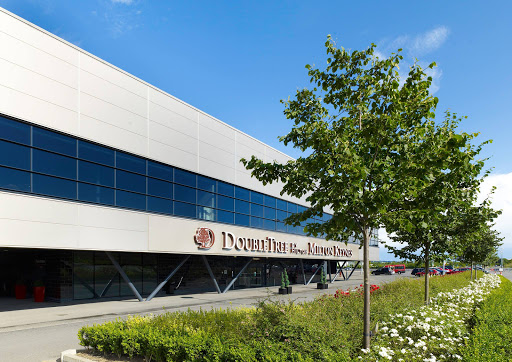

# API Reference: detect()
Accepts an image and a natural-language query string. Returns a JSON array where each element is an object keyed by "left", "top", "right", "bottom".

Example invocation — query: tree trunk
[
  {"left": 362, "top": 227, "right": 371, "bottom": 349},
  {"left": 424, "top": 243, "right": 430, "bottom": 305}
]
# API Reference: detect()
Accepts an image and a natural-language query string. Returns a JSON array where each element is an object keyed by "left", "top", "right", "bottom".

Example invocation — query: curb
[{"left": 61, "top": 349, "right": 94, "bottom": 362}]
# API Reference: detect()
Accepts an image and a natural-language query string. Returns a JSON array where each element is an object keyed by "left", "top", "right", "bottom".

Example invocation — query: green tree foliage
[
  {"left": 241, "top": 36, "right": 455, "bottom": 348},
  {"left": 385, "top": 114, "right": 496, "bottom": 303}
]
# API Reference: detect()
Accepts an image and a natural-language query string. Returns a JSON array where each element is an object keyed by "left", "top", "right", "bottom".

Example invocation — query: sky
[{"left": 1, "top": 0, "right": 511, "bottom": 260}]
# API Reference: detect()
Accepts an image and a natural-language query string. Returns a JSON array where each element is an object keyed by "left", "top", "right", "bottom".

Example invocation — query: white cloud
[{"left": 412, "top": 26, "right": 450, "bottom": 56}]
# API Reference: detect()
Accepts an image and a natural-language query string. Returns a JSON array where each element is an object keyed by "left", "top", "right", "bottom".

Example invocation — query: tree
[
  {"left": 385, "top": 114, "right": 493, "bottom": 304},
  {"left": 241, "top": 36, "right": 455, "bottom": 348}
]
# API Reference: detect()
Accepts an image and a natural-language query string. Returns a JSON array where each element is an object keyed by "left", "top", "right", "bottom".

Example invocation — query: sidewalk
[{"left": 0, "top": 271, "right": 375, "bottom": 332}]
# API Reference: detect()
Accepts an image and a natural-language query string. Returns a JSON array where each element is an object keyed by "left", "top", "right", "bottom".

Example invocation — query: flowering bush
[{"left": 360, "top": 274, "right": 501, "bottom": 361}]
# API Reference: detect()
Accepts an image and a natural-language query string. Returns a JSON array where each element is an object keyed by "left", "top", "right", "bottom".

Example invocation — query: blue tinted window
[
  {"left": 148, "top": 196, "right": 172, "bottom": 214},
  {"left": 251, "top": 192, "right": 263, "bottom": 205},
  {"left": 174, "top": 169, "right": 196, "bottom": 187},
  {"left": 33, "top": 174, "right": 76, "bottom": 199},
  {"left": 197, "top": 175, "right": 216, "bottom": 192},
  {"left": 78, "top": 183, "right": 114, "bottom": 205},
  {"left": 288, "top": 203, "right": 298, "bottom": 214},
  {"left": 235, "top": 213, "right": 250, "bottom": 227},
  {"left": 78, "top": 141, "right": 114, "bottom": 166},
  {"left": 263, "top": 219, "right": 276, "bottom": 231},
  {"left": 218, "top": 210, "right": 234, "bottom": 224},
  {"left": 33, "top": 150, "right": 76, "bottom": 179},
  {"left": 78, "top": 161, "right": 114, "bottom": 187},
  {"left": 251, "top": 216, "right": 263, "bottom": 229},
  {"left": 116, "top": 152, "right": 146, "bottom": 174},
  {"left": 174, "top": 201, "right": 196, "bottom": 218},
  {"left": 324, "top": 214, "right": 332, "bottom": 222},
  {"left": 148, "top": 178, "right": 172, "bottom": 199},
  {"left": 251, "top": 203, "right": 263, "bottom": 217},
  {"left": 116, "top": 170, "right": 145, "bottom": 193},
  {"left": 235, "top": 199, "right": 250, "bottom": 214},
  {"left": 264, "top": 195, "right": 276, "bottom": 208},
  {"left": 276, "top": 222, "right": 287, "bottom": 233},
  {"left": 0, "top": 166, "right": 30, "bottom": 192},
  {"left": 264, "top": 206, "right": 276, "bottom": 220},
  {"left": 298, "top": 205, "right": 307, "bottom": 213},
  {"left": 235, "top": 187, "right": 250, "bottom": 201},
  {"left": 277, "top": 210, "right": 288, "bottom": 222},
  {"left": 33, "top": 127, "right": 76, "bottom": 156},
  {"left": 148, "top": 161, "right": 172, "bottom": 181},
  {"left": 174, "top": 184, "right": 196, "bottom": 204},
  {"left": 218, "top": 195, "right": 234, "bottom": 211},
  {"left": 197, "top": 206, "right": 216, "bottom": 221},
  {"left": 197, "top": 190, "right": 215, "bottom": 208},
  {"left": 218, "top": 182, "right": 234, "bottom": 197},
  {"left": 0, "top": 140, "right": 30, "bottom": 170},
  {"left": 116, "top": 190, "right": 146, "bottom": 210},
  {"left": 276, "top": 199, "right": 287, "bottom": 211},
  {"left": 0, "top": 117, "right": 30, "bottom": 145}
]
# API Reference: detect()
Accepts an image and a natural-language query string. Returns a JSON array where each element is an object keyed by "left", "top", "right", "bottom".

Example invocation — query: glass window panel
[
  {"left": 217, "top": 195, "right": 234, "bottom": 211},
  {"left": 276, "top": 199, "right": 287, "bottom": 211},
  {"left": 78, "top": 160, "right": 114, "bottom": 187},
  {"left": 116, "top": 152, "right": 146, "bottom": 174},
  {"left": 298, "top": 205, "right": 307, "bottom": 213},
  {"left": 33, "top": 174, "right": 76, "bottom": 199},
  {"left": 148, "top": 161, "right": 172, "bottom": 181},
  {"left": 235, "top": 199, "right": 250, "bottom": 214},
  {"left": 263, "top": 219, "right": 276, "bottom": 231},
  {"left": 217, "top": 210, "right": 234, "bottom": 224},
  {"left": 197, "top": 206, "right": 216, "bottom": 221},
  {"left": 287, "top": 203, "right": 298, "bottom": 214},
  {"left": 264, "top": 206, "right": 276, "bottom": 220},
  {"left": 116, "top": 170, "right": 145, "bottom": 193},
  {"left": 174, "top": 169, "right": 196, "bottom": 187},
  {"left": 73, "top": 251, "right": 94, "bottom": 300},
  {"left": 148, "top": 177, "right": 172, "bottom": 199},
  {"left": 174, "top": 184, "right": 196, "bottom": 204},
  {"left": 250, "top": 216, "right": 263, "bottom": 229},
  {"left": 263, "top": 195, "right": 276, "bottom": 208},
  {"left": 276, "top": 210, "right": 288, "bottom": 222},
  {"left": 174, "top": 201, "right": 196, "bottom": 218},
  {"left": 235, "top": 213, "right": 250, "bottom": 227},
  {"left": 148, "top": 196, "right": 172, "bottom": 214},
  {"left": 0, "top": 116, "right": 30, "bottom": 145},
  {"left": 116, "top": 190, "right": 146, "bottom": 210},
  {"left": 324, "top": 214, "right": 332, "bottom": 222},
  {"left": 33, "top": 149, "right": 76, "bottom": 179},
  {"left": 197, "top": 175, "right": 216, "bottom": 192},
  {"left": 0, "top": 140, "right": 30, "bottom": 170},
  {"left": 251, "top": 192, "right": 263, "bottom": 205},
  {"left": 197, "top": 190, "right": 215, "bottom": 208},
  {"left": 251, "top": 203, "right": 263, "bottom": 217},
  {"left": 276, "top": 222, "right": 287, "bottom": 233},
  {"left": 143, "top": 263, "right": 158, "bottom": 295},
  {"left": 94, "top": 262, "right": 119, "bottom": 298},
  {"left": 78, "top": 140, "right": 114, "bottom": 167},
  {"left": 235, "top": 187, "right": 250, "bottom": 201},
  {"left": 0, "top": 166, "right": 30, "bottom": 192},
  {"left": 33, "top": 127, "right": 76, "bottom": 156},
  {"left": 218, "top": 182, "right": 234, "bottom": 197},
  {"left": 78, "top": 183, "right": 114, "bottom": 205}
]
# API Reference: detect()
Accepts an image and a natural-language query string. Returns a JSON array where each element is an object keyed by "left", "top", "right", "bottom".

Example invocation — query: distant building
[{"left": 0, "top": 7, "right": 378, "bottom": 303}]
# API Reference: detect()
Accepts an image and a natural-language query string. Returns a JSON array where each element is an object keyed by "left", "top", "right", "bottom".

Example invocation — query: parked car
[
  {"left": 411, "top": 268, "right": 424, "bottom": 276},
  {"left": 372, "top": 267, "right": 395, "bottom": 275},
  {"left": 416, "top": 269, "right": 439, "bottom": 277}
]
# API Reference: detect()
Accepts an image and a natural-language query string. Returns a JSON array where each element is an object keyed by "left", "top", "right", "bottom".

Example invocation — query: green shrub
[
  {"left": 78, "top": 272, "right": 476, "bottom": 361},
  {"left": 461, "top": 275, "right": 512, "bottom": 361}
]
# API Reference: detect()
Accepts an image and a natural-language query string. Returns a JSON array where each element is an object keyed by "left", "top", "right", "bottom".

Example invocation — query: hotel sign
[{"left": 194, "top": 228, "right": 353, "bottom": 258}]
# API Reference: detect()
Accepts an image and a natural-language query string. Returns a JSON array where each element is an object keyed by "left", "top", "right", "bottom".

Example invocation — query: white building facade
[{"left": 0, "top": 8, "right": 378, "bottom": 302}]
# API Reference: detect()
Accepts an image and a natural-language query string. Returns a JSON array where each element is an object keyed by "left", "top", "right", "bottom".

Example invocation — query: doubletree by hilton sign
[{"left": 194, "top": 227, "right": 353, "bottom": 258}]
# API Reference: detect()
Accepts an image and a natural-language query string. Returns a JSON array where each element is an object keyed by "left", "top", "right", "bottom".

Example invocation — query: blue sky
[{"left": 1, "top": 0, "right": 511, "bottom": 260}]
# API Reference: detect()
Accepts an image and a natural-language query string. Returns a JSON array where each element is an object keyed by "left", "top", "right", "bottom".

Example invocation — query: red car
[{"left": 416, "top": 269, "right": 439, "bottom": 277}]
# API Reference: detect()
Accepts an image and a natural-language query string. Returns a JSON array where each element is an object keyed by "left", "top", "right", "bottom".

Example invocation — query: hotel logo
[{"left": 195, "top": 227, "right": 215, "bottom": 249}]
